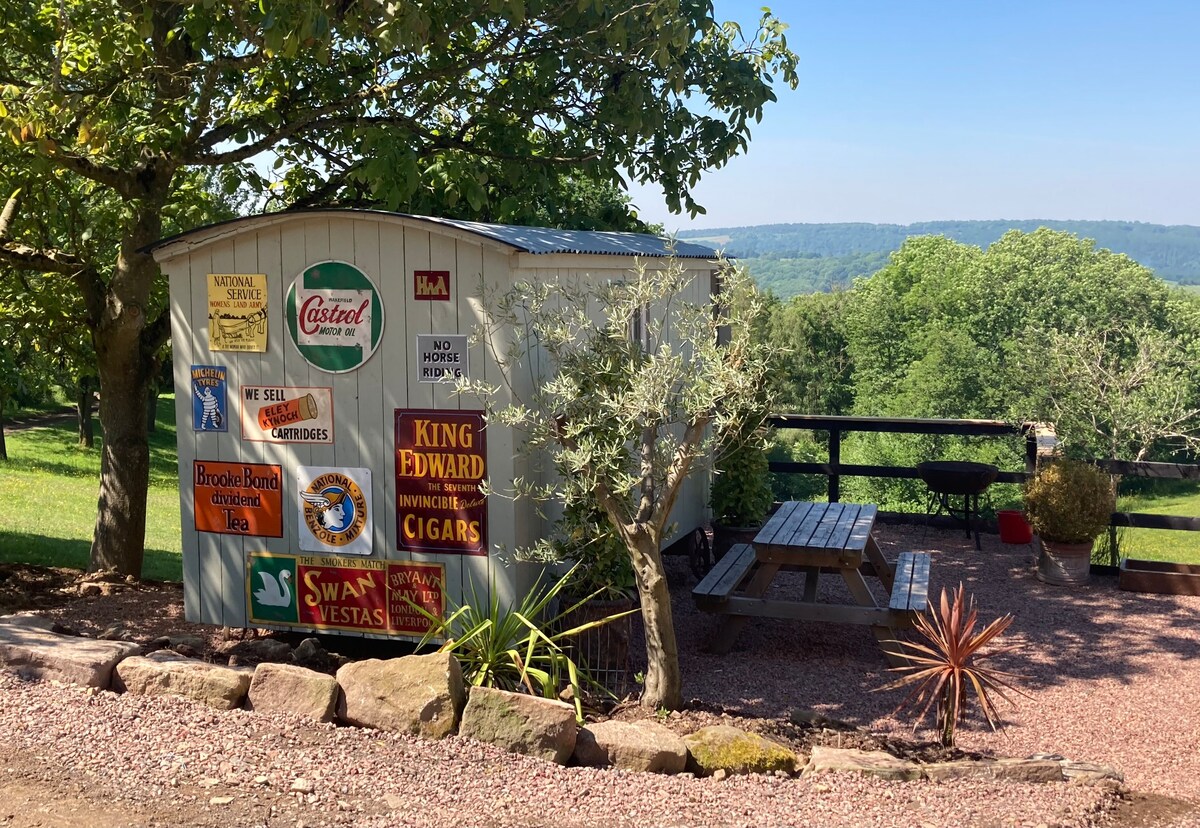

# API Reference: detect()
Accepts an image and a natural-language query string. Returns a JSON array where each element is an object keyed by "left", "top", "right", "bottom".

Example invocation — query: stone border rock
[{"left": 0, "top": 614, "right": 1125, "bottom": 785}]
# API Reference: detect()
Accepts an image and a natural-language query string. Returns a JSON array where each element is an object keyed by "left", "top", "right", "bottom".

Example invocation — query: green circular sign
[{"left": 285, "top": 260, "right": 385, "bottom": 373}]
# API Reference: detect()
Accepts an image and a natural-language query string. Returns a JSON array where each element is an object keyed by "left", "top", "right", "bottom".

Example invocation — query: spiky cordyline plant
[{"left": 880, "top": 583, "right": 1027, "bottom": 748}]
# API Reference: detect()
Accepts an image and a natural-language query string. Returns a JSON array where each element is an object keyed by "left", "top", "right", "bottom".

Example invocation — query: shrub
[
  {"left": 880, "top": 584, "right": 1025, "bottom": 748},
  {"left": 408, "top": 565, "right": 635, "bottom": 722},
  {"left": 711, "top": 428, "right": 774, "bottom": 526},
  {"left": 1023, "top": 458, "right": 1115, "bottom": 544}
]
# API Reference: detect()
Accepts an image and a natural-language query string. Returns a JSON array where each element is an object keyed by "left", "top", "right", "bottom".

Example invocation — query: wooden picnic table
[{"left": 693, "top": 501, "right": 930, "bottom": 665}]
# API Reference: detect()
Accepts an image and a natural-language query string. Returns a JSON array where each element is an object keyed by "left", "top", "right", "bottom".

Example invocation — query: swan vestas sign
[{"left": 247, "top": 552, "right": 445, "bottom": 635}]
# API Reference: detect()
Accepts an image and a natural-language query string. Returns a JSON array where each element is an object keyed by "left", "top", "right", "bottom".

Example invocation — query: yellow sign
[{"left": 208, "top": 273, "right": 268, "bottom": 352}]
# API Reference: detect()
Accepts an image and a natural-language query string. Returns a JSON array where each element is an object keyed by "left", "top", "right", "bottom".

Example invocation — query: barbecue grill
[{"left": 917, "top": 460, "right": 999, "bottom": 549}]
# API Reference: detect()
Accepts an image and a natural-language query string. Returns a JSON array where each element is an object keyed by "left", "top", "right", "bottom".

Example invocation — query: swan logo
[
  {"left": 297, "top": 466, "right": 372, "bottom": 556},
  {"left": 247, "top": 555, "right": 297, "bottom": 623}
]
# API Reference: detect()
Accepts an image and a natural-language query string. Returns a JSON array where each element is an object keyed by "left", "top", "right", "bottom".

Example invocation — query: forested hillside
[
  {"left": 763, "top": 229, "right": 1200, "bottom": 509},
  {"left": 682, "top": 220, "right": 1200, "bottom": 296}
]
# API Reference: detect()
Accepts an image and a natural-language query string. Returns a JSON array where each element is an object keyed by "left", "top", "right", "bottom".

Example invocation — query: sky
[{"left": 628, "top": 1, "right": 1200, "bottom": 233}]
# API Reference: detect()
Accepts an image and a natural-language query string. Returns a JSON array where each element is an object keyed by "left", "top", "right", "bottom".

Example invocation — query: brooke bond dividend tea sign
[
  {"left": 394, "top": 409, "right": 487, "bottom": 555},
  {"left": 285, "top": 261, "right": 384, "bottom": 373},
  {"left": 193, "top": 461, "right": 283, "bottom": 537}
]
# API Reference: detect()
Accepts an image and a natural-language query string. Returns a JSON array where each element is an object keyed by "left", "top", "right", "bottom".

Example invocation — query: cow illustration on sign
[{"left": 301, "top": 488, "right": 351, "bottom": 532}]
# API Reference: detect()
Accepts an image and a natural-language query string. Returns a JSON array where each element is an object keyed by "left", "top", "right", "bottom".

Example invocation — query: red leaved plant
[{"left": 880, "top": 583, "right": 1027, "bottom": 748}]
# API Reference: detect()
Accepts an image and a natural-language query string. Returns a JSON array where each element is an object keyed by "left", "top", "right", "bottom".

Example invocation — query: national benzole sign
[{"left": 285, "top": 261, "right": 385, "bottom": 373}]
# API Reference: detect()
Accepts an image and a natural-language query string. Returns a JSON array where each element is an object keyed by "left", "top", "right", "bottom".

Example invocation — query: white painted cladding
[{"left": 159, "top": 211, "right": 711, "bottom": 637}]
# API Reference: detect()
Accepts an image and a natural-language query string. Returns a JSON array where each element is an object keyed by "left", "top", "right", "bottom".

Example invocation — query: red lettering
[{"left": 299, "top": 295, "right": 371, "bottom": 335}]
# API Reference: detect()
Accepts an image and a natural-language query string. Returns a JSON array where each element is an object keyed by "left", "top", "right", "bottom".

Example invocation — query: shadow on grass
[{"left": 0, "top": 531, "right": 183, "bottom": 583}]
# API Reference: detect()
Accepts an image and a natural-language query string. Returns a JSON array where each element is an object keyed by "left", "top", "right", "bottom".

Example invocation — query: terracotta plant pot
[{"left": 1036, "top": 538, "right": 1094, "bottom": 586}]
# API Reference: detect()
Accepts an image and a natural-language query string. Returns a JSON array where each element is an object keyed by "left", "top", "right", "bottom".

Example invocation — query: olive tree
[
  {"left": 0, "top": 1, "right": 797, "bottom": 576},
  {"left": 462, "top": 257, "right": 776, "bottom": 710}
]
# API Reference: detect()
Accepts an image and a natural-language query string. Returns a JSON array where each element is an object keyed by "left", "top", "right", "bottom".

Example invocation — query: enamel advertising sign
[
  {"left": 193, "top": 461, "right": 283, "bottom": 537},
  {"left": 246, "top": 552, "right": 445, "bottom": 636},
  {"left": 240, "top": 385, "right": 334, "bottom": 443},
  {"left": 394, "top": 409, "right": 487, "bottom": 556},
  {"left": 207, "top": 273, "right": 268, "bottom": 352},
  {"left": 190, "top": 365, "right": 228, "bottom": 432},
  {"left": 416, "top": 335, "right": 469, "bottom": 383},
  {"left": 413, "top": 269, "right": 451, "bottom": 301},
  {"left": 285, "top": 261, "right": 384, "bottom": 373},
  {"left": 297, "top": 465, "right": 372, "bottom": 556}
]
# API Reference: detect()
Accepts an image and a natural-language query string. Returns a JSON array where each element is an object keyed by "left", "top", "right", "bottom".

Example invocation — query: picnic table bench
[{"left": 693, "top": 501, "right": 931, "bottom": 666}]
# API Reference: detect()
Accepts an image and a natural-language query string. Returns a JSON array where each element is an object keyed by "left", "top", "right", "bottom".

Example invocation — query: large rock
[
  {"left": 683, "top": 725, "right": 798, "bottom": 777},
  {"left": 216, "top": 637, "right": 293, "bottom": 666},
  {"left": 459, "top": 686, "right": 577, "bottom": 764},
  {"left": 114, "top": 651, "right": 252, "bottom": 710},
  {"left": 574, "top": 720, "right": 688, "bottom": 773},
  {"left": 0, "top": 613, "right": 139, "bottom": 688},
  {"left": 922, "top": 757, "right": 1063, "bottom": 783},
  {"left": 802, "top": 746, "right": 922, "bottom": 781},
  {"left": 248, "top": 663, "right": 339, "bottom": 722},
  {"left": 336, "top": 653, "right": 464, "bottom": 739}
]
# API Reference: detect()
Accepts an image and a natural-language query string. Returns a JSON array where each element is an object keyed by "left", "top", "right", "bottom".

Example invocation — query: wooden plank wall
[{"left": 165, "top": 214, "right": 711, "bottom": 636}]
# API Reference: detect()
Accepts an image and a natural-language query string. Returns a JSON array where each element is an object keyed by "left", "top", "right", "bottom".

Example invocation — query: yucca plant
[
  {"left": 880, "top": 584, "right": 1027, "bottom": 748},
  {"left": 406, "top": 564, "right": 636, "bottom": 722}
]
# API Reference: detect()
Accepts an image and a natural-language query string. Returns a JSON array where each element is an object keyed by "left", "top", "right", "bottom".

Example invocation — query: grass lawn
[
  {"left": 0, "top": 396, "right": 182, "bottom": 582},
  {"left": 1113, "top": 481, "right": 1200, "bottom": 564}
]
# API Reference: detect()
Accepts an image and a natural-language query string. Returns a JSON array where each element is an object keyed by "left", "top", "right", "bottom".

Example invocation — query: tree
[
  {"left": 0, "top": 1, "right": 798, "bottom": 577},
  {"left": 464, "top": 258, "right": 776, "bottom": 710},
  {"left": 1013, "top": 325, "right": 1200, "bottom": 462}
]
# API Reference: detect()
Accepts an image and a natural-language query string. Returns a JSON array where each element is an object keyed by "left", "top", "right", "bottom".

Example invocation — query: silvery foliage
[{"left": 456, "top": 254, "right": 777, "bottom": 561}]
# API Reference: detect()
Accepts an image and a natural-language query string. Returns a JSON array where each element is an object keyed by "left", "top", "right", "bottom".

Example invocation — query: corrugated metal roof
[
  {"left": 146, "top": 209, "right": 720, "bottom": 260},
  {"left": 418, "top": 215, "right": 719, "bottom": 258}
]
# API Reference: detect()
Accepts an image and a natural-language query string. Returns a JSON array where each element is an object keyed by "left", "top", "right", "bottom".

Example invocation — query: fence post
[
  {"left": 1024, "top": 424, "right": 1038, "bottom": 475},
  {"left": 829, "top": 428, "right": 841, "bottom": 503}
]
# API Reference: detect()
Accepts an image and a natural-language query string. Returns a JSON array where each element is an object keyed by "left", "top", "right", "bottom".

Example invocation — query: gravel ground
[{"left": 2, "top": 523, "right": 1198, "bottom": 827}]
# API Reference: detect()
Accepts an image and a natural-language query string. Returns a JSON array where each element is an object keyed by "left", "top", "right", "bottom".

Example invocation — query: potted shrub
[
  {"left": 710, "top": 427, "right": 774, "bottom": 561},
  {"left": 1023, "top": 458, "right": 1115, "bottom": 586}
]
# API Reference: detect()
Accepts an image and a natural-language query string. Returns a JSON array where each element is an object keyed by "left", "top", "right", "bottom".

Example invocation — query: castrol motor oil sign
[{"left": 285, "top": 261, "right": 384, "bottom": 373}]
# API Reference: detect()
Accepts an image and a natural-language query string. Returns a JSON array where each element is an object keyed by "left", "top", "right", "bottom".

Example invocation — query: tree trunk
[
  {"left": 145, "top": 376, "right": 158, "bottom": 433},
  {"left": 89, "top": 336, "right": 152, "bottom": 576},
  {"left": 88, "top": 188, "right": 168, "bottom": 578},
  {"left": 76, "top": 376, "right": 95, "bottom": 448},
  {"left": 628, "top": 532, "right": 683, "bottom": 710},
  {"left": 0, "top": 396, "right": 7, "bottom": 461}
]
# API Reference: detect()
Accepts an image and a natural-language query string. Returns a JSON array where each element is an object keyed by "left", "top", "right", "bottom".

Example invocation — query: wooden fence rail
[{"left": 766, "top": 414, "right": 1199, "bottom": 536}]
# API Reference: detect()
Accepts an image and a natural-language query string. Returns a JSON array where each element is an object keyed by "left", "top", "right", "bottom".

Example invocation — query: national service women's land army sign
[{"left": 285, "top": 260, "right": 384, "bottom": 373}]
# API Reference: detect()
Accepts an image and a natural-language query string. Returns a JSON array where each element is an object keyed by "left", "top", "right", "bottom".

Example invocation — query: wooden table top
[{"left": 752, "top": 501, "right": 878, "bottom": 564}]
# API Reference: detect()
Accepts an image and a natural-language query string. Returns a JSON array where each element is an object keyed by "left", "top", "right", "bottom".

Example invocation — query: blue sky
[{"left": 629, "top": 1, "right": 1200, "bottom": 232}]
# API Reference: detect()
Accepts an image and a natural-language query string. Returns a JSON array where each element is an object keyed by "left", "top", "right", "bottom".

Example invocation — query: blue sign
[{"left": 191, "top": 365, "right": 228, "bottom": 432}]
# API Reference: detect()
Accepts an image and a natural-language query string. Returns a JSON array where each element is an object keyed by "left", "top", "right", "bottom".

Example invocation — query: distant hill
[{"left": 679, "top": 220, "right": 1200, "bottom": 297}]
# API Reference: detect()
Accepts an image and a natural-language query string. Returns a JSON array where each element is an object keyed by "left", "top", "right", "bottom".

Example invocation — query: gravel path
[{"left": 3, "top": 524, "right": 1198, "bottom": 827}]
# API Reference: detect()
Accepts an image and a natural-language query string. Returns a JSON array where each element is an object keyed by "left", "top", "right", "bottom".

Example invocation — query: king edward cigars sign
[{"left": 394, "top": 409, "right": 487, "bottom": 556}]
